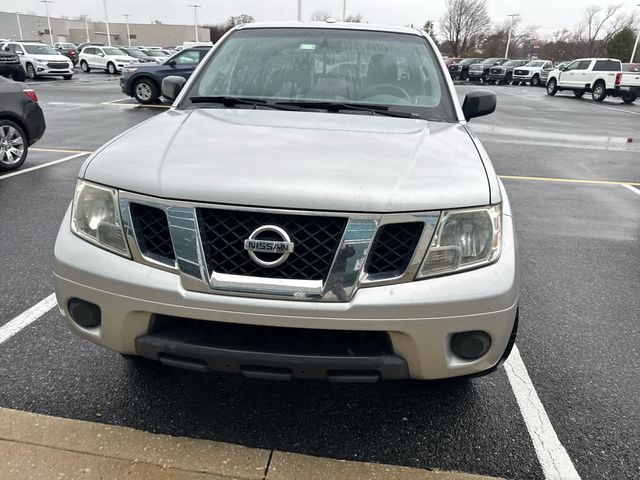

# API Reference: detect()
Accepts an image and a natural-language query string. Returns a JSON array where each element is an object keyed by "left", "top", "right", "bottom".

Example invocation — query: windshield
[
  {"left": 185, "top": 28, "right": 456, "bottom": 122},
  {"left": 525, "top": 61, "right": 546, "bottom": 67},
  {"left": 146, "top": 50, "right": 166, "bottom": 57},
  {"left": 60, "top": 43, "right": 75, "bottom": 49},
  {"left": 124, "top": 48, "right": 146, "bottom": 58},
  {"left": 502, "top": 60, "right": 522, "bottom": 66},
  {"left": 481, "top": 58, "right": 501, "bottom": 64},
  {"left": 24, "top": 44, "right": 58, "bottom": 55},
  {"left": 103, "top": 47, "right": 126, "bottom": 56}
]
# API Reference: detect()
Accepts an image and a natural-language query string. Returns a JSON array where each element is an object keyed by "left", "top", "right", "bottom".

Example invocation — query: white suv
[
  {"left": 79, "top": 46, "right": 138, "bottom": 74},
  {"left": 2, "top": 41, "right": 73, "bottom": 80}
]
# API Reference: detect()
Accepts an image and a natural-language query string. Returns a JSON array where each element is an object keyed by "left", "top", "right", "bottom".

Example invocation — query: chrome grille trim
[{"left": 119, "top": 191, "right": 440, "bottom": 302}]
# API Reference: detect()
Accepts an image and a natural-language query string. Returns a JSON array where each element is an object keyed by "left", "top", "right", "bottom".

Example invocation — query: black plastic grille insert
[
  {"left": 197, "top": 209, "right": 347, "bottom": 281},
  {"left": 366, "top": 222, "right": 424, "bottom": 277},
  {"left": 130, "top": 203, "right": 175, "bottom": 262}
]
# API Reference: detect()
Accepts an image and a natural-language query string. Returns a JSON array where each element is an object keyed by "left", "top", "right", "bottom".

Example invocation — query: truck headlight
[
  {"left": 71, "top": 180, "right": 130, "bottom": 257},
  {"left": 417, "top": 204, "right": 502, "bottom": 278}
]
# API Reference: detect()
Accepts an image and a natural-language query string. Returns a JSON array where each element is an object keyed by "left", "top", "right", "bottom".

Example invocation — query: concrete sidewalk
[{"left": 0, "top": 408, "right": 503, "bottom": 480}]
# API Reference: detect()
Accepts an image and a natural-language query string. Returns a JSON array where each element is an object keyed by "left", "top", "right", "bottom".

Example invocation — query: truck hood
[{"left": 82, "top": 109, "right": 490, "bottom": 213}]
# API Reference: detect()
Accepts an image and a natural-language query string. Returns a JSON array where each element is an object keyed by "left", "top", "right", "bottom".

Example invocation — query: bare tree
[
  {"left": 225, "top": 14, "right": 255, "bottom": 29},
  {"left": 310, "top": 10, "right": 332, "bottom": 21},
  {"left": 345, "top": 14, "right": 364, "bottom": 23},
  {"left": 575, "top": 5, "right": 639, "bottom": 56},
  {"left": 439, "top": 0, "right": 491, "bottom": 56}
]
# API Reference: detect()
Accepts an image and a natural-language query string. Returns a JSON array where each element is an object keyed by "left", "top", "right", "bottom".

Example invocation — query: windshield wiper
[
  {"left": 274, "top": 101, "right": 421, "bottom": 119},
  {"left": 188, "top": 96, "right": 299, "bottom": 111}
]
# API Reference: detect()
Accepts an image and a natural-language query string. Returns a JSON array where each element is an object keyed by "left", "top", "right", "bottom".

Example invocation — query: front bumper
[
  {"left": 120, "top": 76, "right": 133, "bottom": 96},
  {"left": 34, "top": 64, "right": 73, "bottom": 76},
  {"left": 54, "top": 207, "right": 519, "bottom": 381},
  {"left": 512, "top": 74, "right": 533, "bottom": 81}
]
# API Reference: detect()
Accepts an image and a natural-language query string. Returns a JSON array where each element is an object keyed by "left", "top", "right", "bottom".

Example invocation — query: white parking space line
[
  {"left": 0, "top": 152, "right": 88, "bottom": 180},
  {"left": 0, "top": 295, "right": 57, "bottom": 345},
  {"left": 505, "top": 345, "right": 581, "bottom": 480},
  {"left": 621, "top": 184, "right": 640, "bottom": 196},
  {"left": 598, "top": 105, "right": 640, "bottom": 116}
]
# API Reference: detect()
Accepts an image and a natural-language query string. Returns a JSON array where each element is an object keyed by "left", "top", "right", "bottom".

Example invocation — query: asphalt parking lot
[{"left": 1, "top": 72, "right": 639, "bottom": 480}]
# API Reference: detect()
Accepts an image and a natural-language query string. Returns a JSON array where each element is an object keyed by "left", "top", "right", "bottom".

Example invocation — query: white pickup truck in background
[
  {"left": 614, "top": 70, "right": 640, "bottom": 104},
  {"left": 545, "top": 58, "right": 635, "bottom": 103}
]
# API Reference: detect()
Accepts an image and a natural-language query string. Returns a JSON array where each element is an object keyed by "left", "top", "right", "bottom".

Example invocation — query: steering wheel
[{"left": 361, "top": 84, "right": 412, "bottom": 102}]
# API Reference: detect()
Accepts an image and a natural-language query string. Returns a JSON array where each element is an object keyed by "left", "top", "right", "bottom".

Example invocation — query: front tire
[
  {"left": 80, "top": 60, "right": 90, "bottom": 73},
  {"left": 531, "top": 74, "right": 540, "bottom": 87},
  {"left": 481, "top": 72, "right": 489, "bottom": 83},
  {"left": 133, "top": 78, "right": 160, "bottom": 104},
  {"left": 546, "top": 78, "right": 558, "bottom": 96},
  {"left": 622, "top": 95, "right": 637, "bottom": 104},
  {"left": 12, "top": 67, "right": 26, "bottom": 82},
  {"left": 107, "top": 62, "right": 117, "bottom": 74},
  {"left": 0, "top": 120, "right": 28, "bottom": 172},
  {"left": 592, "top": 81, "right": 607, "bottom": 102},
  {"left": 25, "top": 63, "right": 37, "bottom": 79}
]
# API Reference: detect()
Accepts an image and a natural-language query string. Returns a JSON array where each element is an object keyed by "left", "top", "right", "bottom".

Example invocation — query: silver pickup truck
[{"left": 54, "top": 22, "right": 519, "bottom": 382}]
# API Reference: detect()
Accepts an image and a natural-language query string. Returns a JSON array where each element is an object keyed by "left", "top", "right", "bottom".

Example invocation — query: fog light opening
[
  {"left": 451, "top": 331, "right": 492, "bottom": 360},
  {"left": 67, "top": 299, "right": 101, "bottom": 329}
]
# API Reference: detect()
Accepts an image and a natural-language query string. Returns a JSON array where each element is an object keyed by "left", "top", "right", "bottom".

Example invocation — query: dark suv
[
  {"left": 0, "top": 50, "right": 26, "bottom": 81},
  {"left": 120, "top": 46, "right": 211, "bottom": 104}
]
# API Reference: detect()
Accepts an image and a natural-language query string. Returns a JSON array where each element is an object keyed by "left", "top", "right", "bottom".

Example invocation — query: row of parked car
[
  {"left": 0, "top": 40, "right": 210, "bottom": 81},
  {"left": 447, "top": 56, "right": 640, "bottom": 103}
]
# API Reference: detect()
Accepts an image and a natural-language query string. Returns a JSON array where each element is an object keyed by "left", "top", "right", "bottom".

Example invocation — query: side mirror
[
  {"left": 462, "top": 91, "right": 496, "bottom": 121},
  {"left": 162, "top": 75, "right": 186, "bottom": 101},
  {"left": 560, "top": 66, "right": 568, "bottom": 72},
  {"left": 167, "top": 59, "right": 176, "bottom": 67}
]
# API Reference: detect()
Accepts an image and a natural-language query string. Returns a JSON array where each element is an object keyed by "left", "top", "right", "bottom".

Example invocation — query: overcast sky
[{"left": 4, "top": 0, "right": 639, "bottom": 37}]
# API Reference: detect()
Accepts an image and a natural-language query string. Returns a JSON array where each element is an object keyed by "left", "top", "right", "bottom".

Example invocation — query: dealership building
[{"left": 0, "top": 11, "right": 210, "bottom": 47}]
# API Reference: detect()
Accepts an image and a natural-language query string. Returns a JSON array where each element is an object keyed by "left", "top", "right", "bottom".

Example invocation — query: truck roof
[{"left": 235, "top": 21, "right": 423, "bottom": 37}]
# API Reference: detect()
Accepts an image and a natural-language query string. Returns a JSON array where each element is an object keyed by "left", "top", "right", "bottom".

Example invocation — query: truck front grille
[
  {"left": 514, "top": 69, "right": 528, "bottom": 76},
  {"left": 366, "top": 222, "right": 424, "bottom": 277},
  {"left": 130, "top": 203, "right": 175, "bottom": 262},
  {"left": 47, "top": 62, "right": 69, "bottom": 69},
  {"left": 197, "top": 209, "right": 347, "bottom": 281}
]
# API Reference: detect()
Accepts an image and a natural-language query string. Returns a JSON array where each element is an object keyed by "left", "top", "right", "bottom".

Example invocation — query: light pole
[
  {"left": 342, "top": 0, "right": 347, "bottom": 21},
  {"left": 123, "top": 14, "right": 131, "bottom": 46},
  {"left": 41, "top": 1, "right": 54, "bottom": 45},
  {"left": 631, "top": 4, "right": 640, "bottom": 63},
  {"left": 188, "top": 4, "right": 201, "bottom": 42},
  {"left": 504, "top": 13, "right": 520, "bottom": 58},
  {"left": 15, "top": 12, "right": 23, "bottom": 40},
  {"left": 102, "top": 0, "right": 111, "bottom": 46},
  {"left": 297, "top": 0, "right": 302, "bottom": 21},
  {"left": 82, "top": 15, "right": 90, "bottom": 42}
]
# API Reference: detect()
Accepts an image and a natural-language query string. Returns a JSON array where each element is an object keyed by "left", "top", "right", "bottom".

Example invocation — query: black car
[
  {"left": 448, "top": 58, "right": 484, "bottom": 81},
  {"left": 488, "top": 60, "right": 528, "bottom": 85},
  {"left": 0, "top": 50, "right": 26, "bottom": 82},
  {"left": 120, "top": 46, "right": 211, "bottom": 104},
  {"left": 54, "top": 42, "right": 79, "bottom": 65},
  {"left": 0, "top": 77, "right": 46, "bottom": 172}
]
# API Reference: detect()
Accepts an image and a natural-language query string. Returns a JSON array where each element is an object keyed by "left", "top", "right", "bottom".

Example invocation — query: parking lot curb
[{"left": 0, "top": 408, "right": 503, "bottom": 480}]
